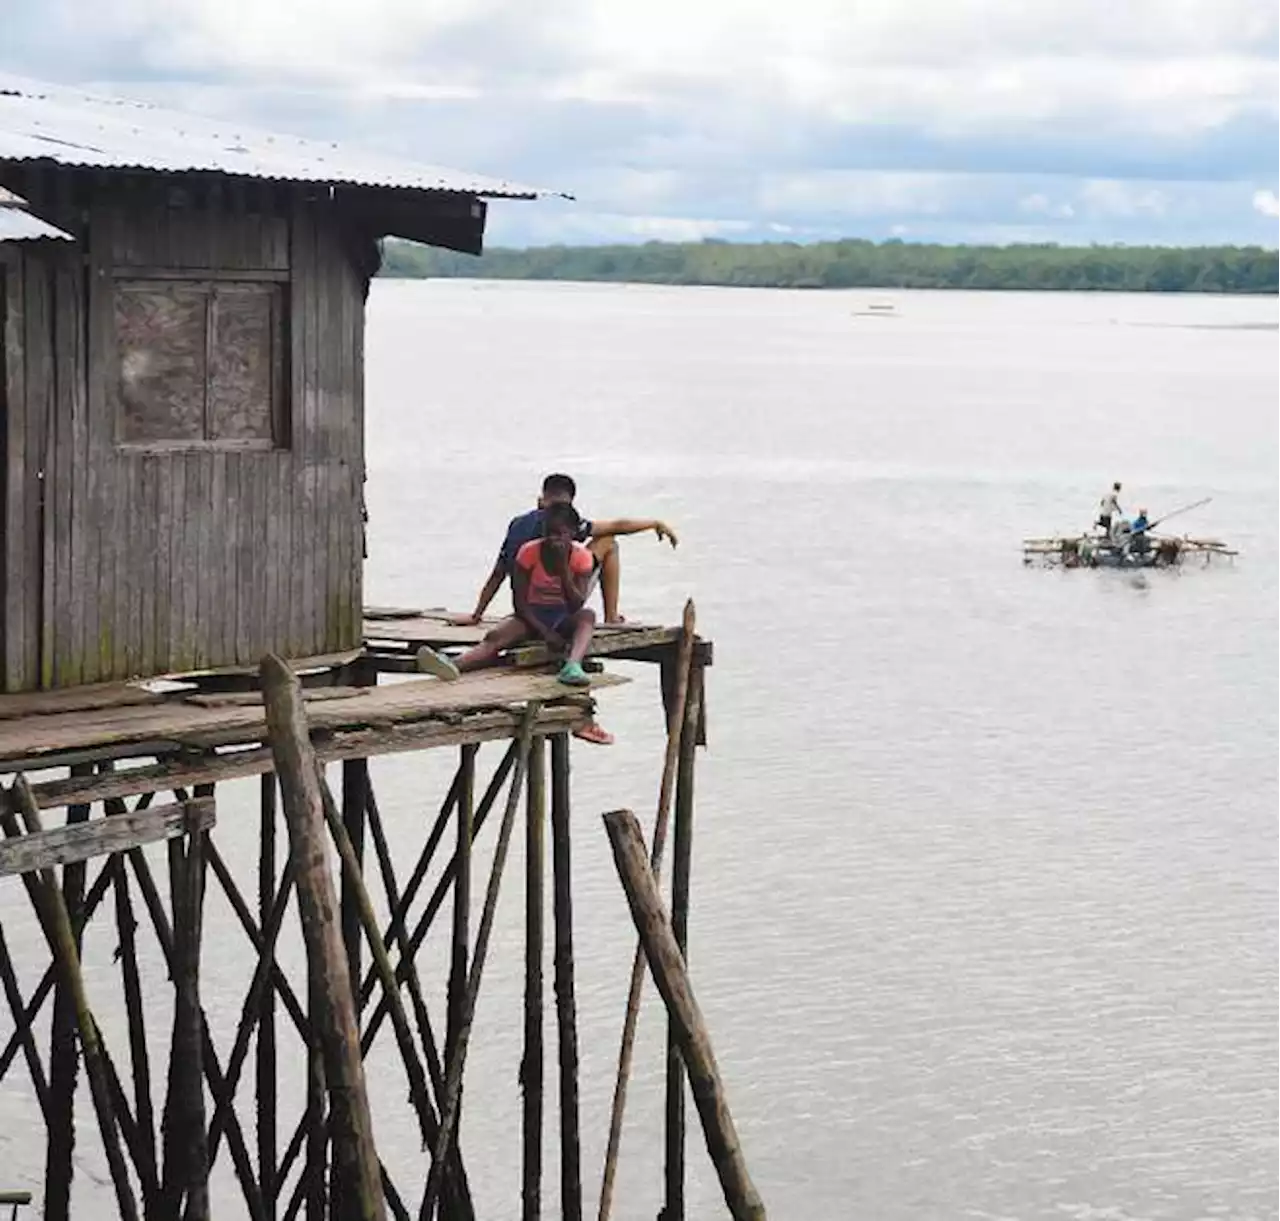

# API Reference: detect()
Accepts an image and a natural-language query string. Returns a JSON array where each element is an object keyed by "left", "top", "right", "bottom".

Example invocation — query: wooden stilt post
[
  {"left": 549, "top": 733, "right": 582, "bottom": 1221},
  {"left": 522, "top": 737, "right": 547, "bottom": 1221},
  {"left": 112, "top": 855, "right": 159, "bottom": 1213},
  {"left": 341, "top": 759, "right": 369, "bottom": 998},
  {"left": 4, "top": 777, "right": 141, "bottom": 1221},
  {"left": 45, "top": 766, "right": 90, "bottom": 1221},
  {"left": 448, "top": 747, "right": 475, "bottom": 1175},
  {"left": 260, "top": 653, "right": 384, "bottom": 1221},
  {"left": 259, "top": 773, "right": 279, "bottom": 1221},
  {"left": 599, "top": 601, "right": 697, "bottom": 1221},
  {"left": 0, "top": 923, "right": 49, "bottom": 1118},
  {"left": 315, "top": 774, "right": 436, "bottom": 1151},
  {"left": 419, "top": 705, "right": 540, "bottom": 1221},
  {"left": 160, "top": 810, "right": 211, "bottom": 1221},
  {"left": 664, "top": 663, "right": 703, "bottom": 1221},
  {"left": 602, "top": 810, "right": 764, "bottom": 1221}
]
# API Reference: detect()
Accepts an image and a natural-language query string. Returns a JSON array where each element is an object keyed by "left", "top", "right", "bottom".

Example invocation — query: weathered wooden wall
[{"left": 0, "top": 170, "right": 368, "bottom": 690}]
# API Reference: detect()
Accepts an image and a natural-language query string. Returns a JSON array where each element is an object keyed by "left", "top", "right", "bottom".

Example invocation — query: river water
[{"left": 2, "top": 282, "right": 1277, "bottom": 1220}]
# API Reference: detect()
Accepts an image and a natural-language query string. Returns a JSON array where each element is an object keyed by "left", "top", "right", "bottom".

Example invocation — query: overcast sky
[{"left": 4, "top": 0, "right": 1278, "bottom": 246}]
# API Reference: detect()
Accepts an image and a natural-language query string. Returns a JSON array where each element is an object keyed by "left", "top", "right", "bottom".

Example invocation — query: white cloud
[
  {"left": 1253, "top": 189, "right": 1280, "bottom": 217},
  {"left": 5, "top": 0, "right": 1278, "bottom": 245}
]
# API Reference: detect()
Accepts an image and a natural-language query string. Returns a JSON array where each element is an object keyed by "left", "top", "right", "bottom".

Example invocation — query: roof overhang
[
  {"left": 0, "top": 73, "right": 568, "bottom": 254},
  {"left": 0, "top": 184, "right": 74, "bottom": 241}
]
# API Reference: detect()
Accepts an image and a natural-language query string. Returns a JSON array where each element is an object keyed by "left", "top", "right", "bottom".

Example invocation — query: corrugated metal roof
[
  {"left": 0, "top": 184, "right": 74, "bottom": 240},
  {"left": 0, "top": 73, "right": 562, "bottom": 201}
]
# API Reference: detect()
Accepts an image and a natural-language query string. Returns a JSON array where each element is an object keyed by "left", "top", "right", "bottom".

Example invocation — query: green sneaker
[
  {"left": 557, "top": 660, "right": 590, "bottom": 687},
  {"left": 416, "top": 646, "right": 460, "bottom": 682}
]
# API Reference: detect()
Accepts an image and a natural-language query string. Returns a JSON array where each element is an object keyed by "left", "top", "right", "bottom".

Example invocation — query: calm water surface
[{"left": 2, "top": 282, "right": 1276, "bottom": 1220}]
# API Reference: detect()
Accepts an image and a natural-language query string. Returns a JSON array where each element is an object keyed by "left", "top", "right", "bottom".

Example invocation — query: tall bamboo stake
[
  {"left": 549, "top": 734, "right": 582, "bottom": 1221},
  {"left": 44, "top": 766, "right": 90, "bottom": 1221},
  {"left": 665, "top": 663, "right": 703, "bottom": 1219},
  {"left": 598, "top": 600, "right": 697, "bottom": 1221},
  {"left": 522, "top": 737, "right": 547, "bottom": 1221},
  {"left": 602, "top": 810, "right": 764, "bottom": 1221},
  {"left": 111, "top": 856, "right": 159, "bottom": 1213},
  {"left": 260, "top": 653, "right": 385, "bottom": 1221},
  {"left": 259, "top": 773, "right": 279, "bottom": 1220},
  {"left": 160, "top": 815, "right": 210, "bottom": 1221}
]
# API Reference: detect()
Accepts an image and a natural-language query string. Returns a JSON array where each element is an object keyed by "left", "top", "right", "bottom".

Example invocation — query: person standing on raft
[{"left": 1097, "top": 482, "right": 1123, "bottom": 536}]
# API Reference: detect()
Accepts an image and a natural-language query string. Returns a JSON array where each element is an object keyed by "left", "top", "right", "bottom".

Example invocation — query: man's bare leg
[{"left": 588, "top": 536, "right": 624, "bottom": 623}]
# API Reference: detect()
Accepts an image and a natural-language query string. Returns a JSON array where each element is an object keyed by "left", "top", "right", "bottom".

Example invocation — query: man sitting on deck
[
  {"left": 417, "top": 502, "right": 599, "bottom": 688},
  {"left": 459, "top": 472, "right": 678, "bottom": 627}
]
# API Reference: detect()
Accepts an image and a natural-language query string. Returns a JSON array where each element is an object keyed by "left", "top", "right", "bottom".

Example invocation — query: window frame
[{"left": 102, "top": 264, "right": 291, "bottom": 453}]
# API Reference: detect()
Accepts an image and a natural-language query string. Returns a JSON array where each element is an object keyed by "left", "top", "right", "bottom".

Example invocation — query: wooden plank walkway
[
  {"left": 0, "top": 670, "right": 628, "bottom": 769},
  {"left": 363, "top": 610, "right": 682, "bottom": 658}
]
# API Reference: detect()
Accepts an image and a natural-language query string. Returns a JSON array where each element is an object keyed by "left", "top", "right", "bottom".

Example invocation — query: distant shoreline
[{"left": 379, "top": 238, "right": 1279, "bottom": 295}]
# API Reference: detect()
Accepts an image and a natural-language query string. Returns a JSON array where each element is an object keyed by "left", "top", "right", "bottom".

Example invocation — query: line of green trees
[{"left": 380, "top": 237, "right": 1279, "bottom": 294}]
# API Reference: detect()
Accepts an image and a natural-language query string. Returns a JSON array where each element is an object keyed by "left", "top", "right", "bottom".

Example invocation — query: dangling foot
[
  {"left": 416, "top": 646, "right": 460, "bottom": 681},
  {"left": 573, "top": 720, "right": 615, "bottom": 746},
  {"left": 557, "top": 660, "right": 591, "bottom": 687}
]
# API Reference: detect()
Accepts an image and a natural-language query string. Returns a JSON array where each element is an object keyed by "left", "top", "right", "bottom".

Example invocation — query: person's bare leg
[
  {"left": 588, "top": 536, "right": 624, "bottom": 623},
  {"left": 566, "top": 607, "right": 596, "bottom": 664},
  {"left": 457, "top": 617, "right": 528, "bottom": 670},
  {"left": 417, "top": 617, "right": 527, "bottom": 680}
]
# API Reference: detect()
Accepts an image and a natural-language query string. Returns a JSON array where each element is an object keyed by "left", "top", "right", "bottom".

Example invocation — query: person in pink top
[{"left": 416, "top": 502, "right": 597, "bottom": 687}]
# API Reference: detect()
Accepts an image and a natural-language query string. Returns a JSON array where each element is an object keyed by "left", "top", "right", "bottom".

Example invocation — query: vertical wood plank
[
  {"left": 82, "top": 198, "right": 114, "bottom": 685},
  {"left": 137, "top": 454, "right": 160, "bottom": 677},
  {"left": 29, "top": 248, "right": 56, "bottom": 688},
  {"left": 152, "top": 456, "right": 172, "bottom": 675},
  {"left": 51, "top": 248, "right": 80, "bottom": 686},
  {"left": 165, "top": 453, "right": 187, "bottom": 672},
  {"left": 1, "top": 248, "right": 29, "bottom": 690},
  {"left": 288, "top": 192, "right": 311, "bottom": 658},
  {"left": 263, "top": 450, "right": 281, "bottom": 657}
]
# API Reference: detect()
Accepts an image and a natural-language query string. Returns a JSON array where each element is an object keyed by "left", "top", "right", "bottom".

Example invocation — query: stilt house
[{"left": 0, "top": 74, "right": 545, "bottom": 691}]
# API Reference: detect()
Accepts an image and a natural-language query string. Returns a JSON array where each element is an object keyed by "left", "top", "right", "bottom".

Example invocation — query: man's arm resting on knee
[{"left": 589, "top": 518, "right": 679, "bottom": 547}]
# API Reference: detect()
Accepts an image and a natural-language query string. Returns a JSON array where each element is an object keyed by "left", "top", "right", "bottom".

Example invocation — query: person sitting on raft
[
  {"left": 1129, "top": 508, "right": 1151, "bottom": 555},
  {"left": 416, "top": 502, "right": 598, "bottom": 688}
]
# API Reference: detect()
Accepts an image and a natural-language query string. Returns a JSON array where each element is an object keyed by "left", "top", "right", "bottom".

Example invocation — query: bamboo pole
[
  {"left": 45, "top": 766, "right": 90, "bottom": 1221},
  {"left": 160, "top": 814, "right": 210, "bottom": 1221},
  {"left": 419, "top": 705, "right": 540, "bottom": 1221},
  {"left": 259, "top": 773, "right": 279, "bottom": 1220},
  {"left": 601, "top": 811, "right": 764, "bottom": 1221},
  {"left": 357, "top": 759, "right": 473, "bottom": 1011},
  {"left": 665, "top": 663, "right": 703, "bottom": 1219},
  {"left": 118, "top": 829, "right": 267, "bottom": 1221},
  {"left": 341, "top": 759, "right": 369, "bottom": 998},
  {"left": 447, "top": 747, "right": 475, "bottom": 1173},
  {"left": 365, "top": 782, "right": 475, "bottom": 1221},
  {"left": 598, "top": 600, "right": 697, "bottom": 1221},
  {"left": 315, "top": 771, "right": 436, "bottom": 1150},
  {"left": 549, "top": 733, "right": 582, "bottom": 1221},
  {"left": 0, "top": 922, "right": 48, "bottom": 1116},
  {"left": 111, "top": 856, "right": 160, "bottom": 1213},
  {"left": 0, "top": 794, "right": 156, "bottom": 1083},
  {"left": 260, "top": 653, "right": 385, "bottom": 1221},
  {"left": 5, "top": 777, "right": 141, "bottom": 1221},
  {"left": 522, "top": 737, "right": 547, "bottom": 1221}
]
